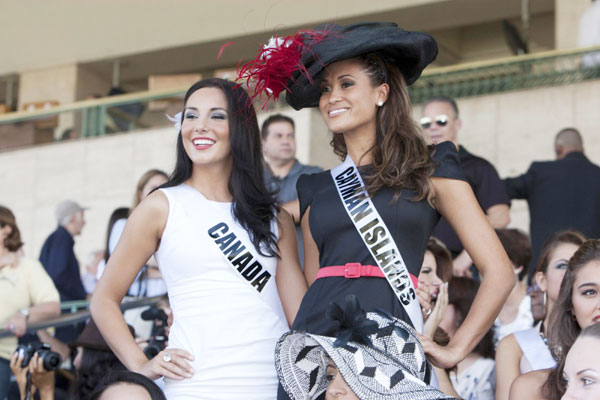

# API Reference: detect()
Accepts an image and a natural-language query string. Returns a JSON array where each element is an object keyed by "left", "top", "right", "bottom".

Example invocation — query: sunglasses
[{"left": 419, "top": 115, "right": 449, "bottom": 129}]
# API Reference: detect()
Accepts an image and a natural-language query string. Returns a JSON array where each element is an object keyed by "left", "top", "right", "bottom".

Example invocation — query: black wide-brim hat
[{"left": 284, "top": 22, "right": 438, "bottom": 110}]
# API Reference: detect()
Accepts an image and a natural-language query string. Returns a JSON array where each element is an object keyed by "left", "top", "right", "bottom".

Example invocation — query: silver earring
[{"left": 377, "top": 101, "right": 384, "bottom": 107}]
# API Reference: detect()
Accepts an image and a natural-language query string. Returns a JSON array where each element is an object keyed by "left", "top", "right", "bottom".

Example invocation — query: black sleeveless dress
[{"left": 291, "top": 141, "right": 466, "bottom": 335}]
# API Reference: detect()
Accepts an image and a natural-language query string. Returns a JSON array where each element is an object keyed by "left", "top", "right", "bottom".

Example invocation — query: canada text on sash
[
  {"left": 208, "top": 222, "right": 271, "bottom": 293},
  {"left": 333, "top": 166, "right": 416, "bottom": 306}
]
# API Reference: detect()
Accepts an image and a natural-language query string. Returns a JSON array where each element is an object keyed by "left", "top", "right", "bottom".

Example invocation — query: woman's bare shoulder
[{"left": 509, "top": 368, "right": 551, "bottom": 400}]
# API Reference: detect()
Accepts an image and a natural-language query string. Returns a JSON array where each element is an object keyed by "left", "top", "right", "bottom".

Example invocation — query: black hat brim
[{"left": 285, "top": 22, "right": 438, "bottom": 110}]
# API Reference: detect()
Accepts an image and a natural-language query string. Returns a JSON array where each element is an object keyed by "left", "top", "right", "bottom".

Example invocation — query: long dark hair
[
  {"left": 534, "top": 230, "right": 587, "bottom": 276},
  {"left": 103, "top": 207, "right": 130, "bottom": 262},
  {"left": 88, "top": 370, "right": 166, "bottom": 400},
  {"left": 447, "top": 277, "right": 495, "bottom": 359},
  {"left": 329, "top": 53, "right": 436, "bottom": 202},
  {"left": 543, "top": 239, "right": 600, "bottom": 399},
  {"left": 73, "top": 348, "right": 126, "bottom": 400},
  {"left": 162, "top": 78, "right": 278, "bottom": 257}
]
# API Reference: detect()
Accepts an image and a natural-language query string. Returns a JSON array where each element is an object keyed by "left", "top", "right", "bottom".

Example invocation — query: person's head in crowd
[
  {"left": 133, "top": 169, "right": 168, "bottom": 210},
  {"left": 261, "top": 114, "right": 296, "bottom": 167},
  {"left": 0, "top": 205, "right": 23, "bottom": 252},
  {"left": 496, "top": 228, "right": 531, "bottom": 282},
  {"left": 276, "top": 295, "right": 452, "bottom": 399},
  {"left": 543, "top": 239, "right": 600, "bottom": 399},
  {"left": 534, "top": 231, "right": 587, "bottom": 319},
  {"left": 554, "top": 127, "right": 583, "bottom": 160},
  {"left": 419, "top": 237, "right": 453, "bottom": 298},
  {"left": 439, "top": 277, "right": 495, "bottom": 360},
  {"left": 561, "top": 322, "right": 600, "bottom": 400},
  {"left": 55, "top": 199, "right": 87, "bottom": 237},
  {"left": 163, "top": 78, "right": 278, "bottom": 257},
  {"left": 420, "top": 96, "right": 461, "bottom": 145},
  {"left": 70, "top": 319, "right": 133, "bottom": 399},
  {"left": 88, "top": 370, "right": 166, "bottom": 400}
]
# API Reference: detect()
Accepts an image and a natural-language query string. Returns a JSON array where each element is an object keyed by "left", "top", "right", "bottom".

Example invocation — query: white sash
[
  {"left": 514, "top": 327, "right": 556, "bottom": 371},
  {"left": 167, "top": 185, "right": 287, "bottom": 324},
  {"left": 330, "top": 156, "right": 424, "bottom": 333}
]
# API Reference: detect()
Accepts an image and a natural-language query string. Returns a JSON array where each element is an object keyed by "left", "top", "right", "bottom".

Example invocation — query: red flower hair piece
[{"left": 236, "top": 28, "right": 333, "bottom": 108}]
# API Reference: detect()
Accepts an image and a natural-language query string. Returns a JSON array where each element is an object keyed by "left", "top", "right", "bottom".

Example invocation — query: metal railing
[
  {"left": 0, "top": 45, "right": 599, "bottom": 145},
  {"left": 0, "top": 296, "right": 162, "bottom": 338},
  {"left": 408, "top": 45, "right": 600, "bottom": 103}
]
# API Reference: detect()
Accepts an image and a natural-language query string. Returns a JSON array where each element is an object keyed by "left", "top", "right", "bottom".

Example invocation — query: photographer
[
  {"left": 10, "top": 350, "right": 57, "bottom": 400},
  {"left": 1, "top": 206, "right": 60, "bottom": 399}
]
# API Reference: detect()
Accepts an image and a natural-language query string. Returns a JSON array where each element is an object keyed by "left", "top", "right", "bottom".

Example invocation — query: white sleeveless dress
[{"left": 155, "top": 185, "right": 289, "bottom": 399}]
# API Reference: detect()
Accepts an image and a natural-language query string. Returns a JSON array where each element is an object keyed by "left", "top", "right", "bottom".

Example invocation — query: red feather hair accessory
[{"left": 236, "top": 28, "right": 333, "bottom": 108}]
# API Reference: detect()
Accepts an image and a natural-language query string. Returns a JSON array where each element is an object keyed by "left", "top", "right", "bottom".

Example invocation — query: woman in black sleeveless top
[{"left": 239, "top": 22, "right": 515, "bottom": 399}]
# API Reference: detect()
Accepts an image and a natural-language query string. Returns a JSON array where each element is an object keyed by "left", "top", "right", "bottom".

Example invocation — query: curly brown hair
[
  {"left": 0, "top": 205, "right": 24, "bottom": 252},
  {"left": 543, "top": 239, "right": 600, "bottom": 399},
  {"left": 329, "top": 53, "right": 436, "bottom": 202}
]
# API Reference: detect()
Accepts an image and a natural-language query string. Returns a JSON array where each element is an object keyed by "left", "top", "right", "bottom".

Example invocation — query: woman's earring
[{"left": 377, "top": 101, "right": 384, "bottom": 107}]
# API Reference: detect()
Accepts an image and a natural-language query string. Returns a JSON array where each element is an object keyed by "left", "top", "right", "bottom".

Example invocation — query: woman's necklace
[{"left": 539, "top": 321, "right": 548, "bottom": 345}]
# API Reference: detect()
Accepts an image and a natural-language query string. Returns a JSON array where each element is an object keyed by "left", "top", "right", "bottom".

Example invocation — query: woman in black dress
[{"left": 239, "top": 22, "right": 515, "bottom": 397}]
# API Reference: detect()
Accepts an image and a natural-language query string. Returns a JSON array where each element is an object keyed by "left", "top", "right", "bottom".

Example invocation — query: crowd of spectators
[{"left": 1, "top": 91, "right": 599, "bottom": 400}]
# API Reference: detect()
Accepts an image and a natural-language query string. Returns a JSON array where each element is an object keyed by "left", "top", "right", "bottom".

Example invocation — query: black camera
[
  {"left": 141, "top": 307, "right": 168, "bottom": 359},
  {"left": 15, "top": 342, "right": 62, "bottom": 371}
]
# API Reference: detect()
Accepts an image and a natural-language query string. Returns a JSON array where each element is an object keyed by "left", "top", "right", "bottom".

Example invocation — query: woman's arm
[
  {"left": 90, "top": 191, "right": 193, "bottom": 380},
  {"left": 275, "top": 210, "right": 308, "bottom": 326},
  {"left": 421, "top": 178, "right": 515, "bottom": 368},
  {"left": 496, "top": 334, "right": 525, "bottom": 400},
  {"left": 301, "top": 206, "right": 320, "bottom": 286}
]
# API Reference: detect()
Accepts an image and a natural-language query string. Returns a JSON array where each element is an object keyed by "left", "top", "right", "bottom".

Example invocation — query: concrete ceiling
[{"left": 3, "top": 0, "right": 554, "bottom": 89}]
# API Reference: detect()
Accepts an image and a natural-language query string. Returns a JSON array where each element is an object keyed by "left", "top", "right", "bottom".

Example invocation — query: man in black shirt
[
  {"left": 504, "top": 127, "right": 600, "bottom": 280},
  {"left": 420, "top": 96, "right": 510, "bottom": 277}
]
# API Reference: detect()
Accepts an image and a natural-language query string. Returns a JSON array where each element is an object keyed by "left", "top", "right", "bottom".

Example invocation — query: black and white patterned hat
[{"left": 275, "top": 296, "right": 454, "bottom": 399}]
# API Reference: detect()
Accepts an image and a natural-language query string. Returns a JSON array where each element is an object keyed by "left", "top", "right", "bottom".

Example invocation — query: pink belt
[{"left": 316, "top": 263, "right": 419, "bottom": 287}]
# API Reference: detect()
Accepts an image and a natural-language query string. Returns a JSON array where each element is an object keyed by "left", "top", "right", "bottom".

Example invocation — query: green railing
[
  {"left": 0, "top": 296, "right": 162, "bottom": 338},
  {"left": 408, "top": 45, "right": 600, "bottom": 104},
  {"left": 0, "top": 45, "right": 599, "bottom": 146}
]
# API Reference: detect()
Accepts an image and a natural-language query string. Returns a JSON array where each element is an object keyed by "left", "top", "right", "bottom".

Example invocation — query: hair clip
[{"left": 166, "top": 112, "right": 182, "bottom": 134}]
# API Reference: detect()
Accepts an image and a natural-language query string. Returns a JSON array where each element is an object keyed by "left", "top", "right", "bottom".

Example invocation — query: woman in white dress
[{"left": 91, "top": 78, "right": 307, "bottom": 399}]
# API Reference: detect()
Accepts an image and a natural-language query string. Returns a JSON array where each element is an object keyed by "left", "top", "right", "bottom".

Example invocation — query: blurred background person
[
  {"left": 39, "top": 200, "right": 87, "bottom": 342},
  {"left": 0, "top": 205, "right": 60, "bottom": 400},
  {"left": 88, "top": 370, "right": 166, "bottom": 400},
  {"left": 97, "top": 169, "right": 169, "bottom": 298},
  {"left": 421, "top": 96, "right": 510, "bottom": 278},
  {"left": 261, "top": 114, "right": 321, "bottom": 267},
  {"left": 495, "top": 230, "right": 586, "bottom": 400},
  {"left": 438, "top": 277, "right": 496, "bottom": 400},
  {"left": 418, "top": 237, "right": 453, "bottom": 304},
  {"left": 509, "top": 238, "right": 600, "bottom": 400},
  {"left": 494, "top": 228, "right": 534, "bottom": 344},
  {"left": 504, "top": 128, "right": 600, "bottom": 282}
]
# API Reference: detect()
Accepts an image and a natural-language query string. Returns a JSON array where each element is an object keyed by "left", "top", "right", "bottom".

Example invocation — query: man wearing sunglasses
[{"left": 420, "top": 96, "right": 511, "bottom": 278}]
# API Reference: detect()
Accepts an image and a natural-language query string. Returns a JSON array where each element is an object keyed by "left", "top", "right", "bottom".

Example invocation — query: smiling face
[
  {"left": 562, "top": 336, "right": 600, "bottom": 400},
  {"left": 181, "top": 87, "right": 232, "bottom": 170},
  {"left": 571, "top": 261, "right": 600, "bottom": 329},
  {"left": 318, "top": 58, "right": 388, "bottom": 137}
]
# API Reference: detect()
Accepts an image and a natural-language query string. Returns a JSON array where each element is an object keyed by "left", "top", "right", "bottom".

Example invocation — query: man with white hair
[{"left": 39, "top": 200, "right": 87, "bottom": 341}]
